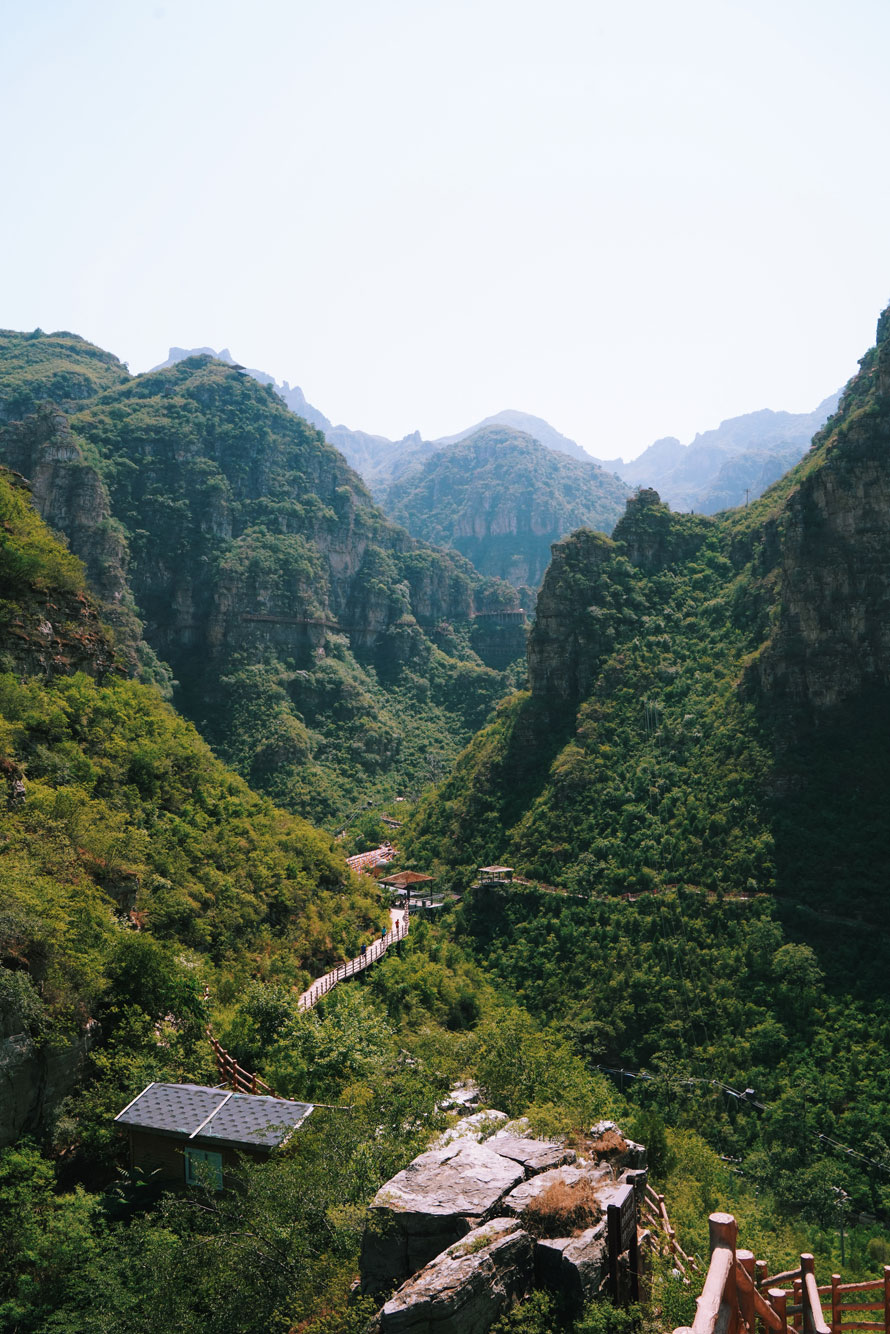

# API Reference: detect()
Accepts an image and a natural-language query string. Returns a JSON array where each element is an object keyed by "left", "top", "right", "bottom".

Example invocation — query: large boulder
[
  {"left": 534, "top": 1222, "right": 609, "bottom": 1311},
  {"left": 361, "top": 1141, "right": 525, "bottom": 1293},
  {"left": 377, "top": 1217, "right": 534, "bottom": 1334}
]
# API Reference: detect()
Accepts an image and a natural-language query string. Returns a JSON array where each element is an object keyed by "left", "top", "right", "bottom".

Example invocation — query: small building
[
  {"left": 115, "top": 1082, "right": 313, "bottom": 1189},
  {"left": 477, "top": 866, "right": 514, "bottom": 886}
]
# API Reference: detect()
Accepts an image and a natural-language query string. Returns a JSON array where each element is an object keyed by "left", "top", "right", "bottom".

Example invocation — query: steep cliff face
[
  {"left": 382, "top": 428, "right": 628, "bottom": 588},
  {"left": 527, "top": 491, "right": 713, "bottom": 710},
  {"left": 409, "top": 305, "right": 890, "bottom": 913},
  {"left": 0, "top": 408, "right": 128, "bottom": 604},
  {"left": 747, "top": 312, "right": 890, "bottom": 714},
  {"left": 0, "top": 466, "right": 118, "bottom": 682},
  {"left": 0, "top": 344, "right": 520, "bottom": 822},
  {"left": 63, "top": 358, "right": 510, "bottom": 673}
]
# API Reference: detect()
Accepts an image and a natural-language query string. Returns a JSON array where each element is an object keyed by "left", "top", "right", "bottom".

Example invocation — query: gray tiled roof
[
  {"left": 116, "top": 1083, "right": 227, "bottom": 1136},
  {"left": 115, "top": 1083, "right": 313, "bottom": 1149},
  {"left": 201, "top": 1094, "right": 313, "bottom": 1148}
]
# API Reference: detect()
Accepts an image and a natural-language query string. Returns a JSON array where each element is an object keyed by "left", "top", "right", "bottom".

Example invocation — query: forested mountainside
[
  {"left": 0, "top": 336, "right": 524, "bottom": 824},
  {"left": 153, "top": 344, "right": 442, "bottom": 493},
  {"left": 0, "top": 329, "right": 129, "bottom": 422},
  {"left": 610, "top": 393, "right": 840, "bottom": 514},
  {"left": 406, "top": 314, "right": 886, "bottom": 902},
  {"left": 0, "top": 464, "right": 384, "bottom": 1152},
  {"left": 402, "top": 306, "right": 890, "bottom": 1226},
  {"left": 381, "top": 426, "right": 629, "bottom": 590},
  {"left": 0, "top": 446, "right": 637, "bottom": 1334}
]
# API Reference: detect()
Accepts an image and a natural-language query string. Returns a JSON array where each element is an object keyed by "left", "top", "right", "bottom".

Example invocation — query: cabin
[{"left": 114, "top": 1082, "right": 313, "bottom": 1189}]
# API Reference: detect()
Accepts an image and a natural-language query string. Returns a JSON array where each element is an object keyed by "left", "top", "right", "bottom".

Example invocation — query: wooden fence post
[
  {"left": 831, "top": 1274, "right": 840, "bottom": 1334},
  {"left": 738, "top": 1250, "right": 756, "bottom": 1334},
  {"left": 801, "top": 1255, "right": 828, "bottom": 1334},
  {"left": 883, "top": 1267, "right": 890, "bottom": 1334},
  {"left": 769, "top": 1288, "right": 788, "bottom": 1334}
]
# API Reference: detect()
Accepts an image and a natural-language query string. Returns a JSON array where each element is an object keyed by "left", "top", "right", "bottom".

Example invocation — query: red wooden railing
[
  {"left": 203, "top": 913, "right": 409, "bottom": 1095},
  {"left": 676, "top": 1213, "right": 890, "bottom": 1334},
  {"left": 207, "top": 1032, "right": 279, "bottom": 1097},
  {"left": 642, "top": 1183, "right": 700, "bottom": 1283}
]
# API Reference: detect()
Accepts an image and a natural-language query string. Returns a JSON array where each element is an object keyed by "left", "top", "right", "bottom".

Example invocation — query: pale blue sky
[{"left": 2, "top": 0, "right": 888, "bottom": 458}]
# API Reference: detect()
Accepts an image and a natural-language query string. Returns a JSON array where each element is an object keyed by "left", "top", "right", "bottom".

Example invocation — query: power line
[{"left": 596, "top": 1063, "right": 890, "bottom": 1175}]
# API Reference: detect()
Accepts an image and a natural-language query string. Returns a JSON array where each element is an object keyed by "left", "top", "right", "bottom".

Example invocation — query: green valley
[{"left": 3, "top": 306, "right": 890, "bottom": 1334}]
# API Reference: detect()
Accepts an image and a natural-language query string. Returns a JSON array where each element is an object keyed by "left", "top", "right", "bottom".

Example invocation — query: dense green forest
[{"left": 381, "top": 425, "right": 628, "bottom": 590}]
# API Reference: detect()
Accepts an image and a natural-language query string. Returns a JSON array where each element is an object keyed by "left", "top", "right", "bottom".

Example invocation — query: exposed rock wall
[
  {"left": 0, "top": 1026, "right": 94, "bottom": 1147},
  {"left": 751, "top": 309, "right": 890, "bottom": 714}
]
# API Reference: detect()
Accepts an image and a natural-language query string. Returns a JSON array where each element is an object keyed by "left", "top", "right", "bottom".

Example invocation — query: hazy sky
[{"left": 3, "top": 0, "right": 889, "bottom": 458}]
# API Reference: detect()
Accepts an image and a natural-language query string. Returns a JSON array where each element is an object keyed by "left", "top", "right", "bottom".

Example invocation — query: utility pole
[
  {"left": 745, "top": 487, "right": 750, "bottom": 507},
  {"left": 833, "top": 1187, "right": 849, "bottom": 1266}
]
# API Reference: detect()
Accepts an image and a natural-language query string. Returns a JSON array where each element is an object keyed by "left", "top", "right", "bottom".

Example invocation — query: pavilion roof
[{"left": 379, "top": 870, "right": 435, "bottom": 887}]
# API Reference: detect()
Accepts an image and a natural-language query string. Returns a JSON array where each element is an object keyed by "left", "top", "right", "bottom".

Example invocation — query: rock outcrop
[
  {"left": 374, "top": 1218, "right": 534, "bottom": 1334},
  {"left": 361, "top": 1139, "right": 525, "bottom": 1292},
  {"left": 534, "top": 1224, "right": 609, "bottom": 1310},
  {"left": 362, "top": 1114, "right": 648, "bottom": 1332},
  {"left": 750, "top": 308, "right": 890, "bottom": 715}
]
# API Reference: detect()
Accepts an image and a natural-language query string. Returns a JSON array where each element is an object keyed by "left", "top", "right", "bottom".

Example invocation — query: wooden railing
[
  {"left": 345, "top": 844, "right": 396, "bottom": 875},
  {"left": 642, "top": 1183, "right": 700, "bottom": 1283},
  {"left": 296, "top": 911, "right": 409, "bottom": 1012},
  {"left": 676, "top": 1213, "right": 890, "bottom": 1334},
  {"left": 207, "top": 1033, "right": 278, "bottom": 1097}
]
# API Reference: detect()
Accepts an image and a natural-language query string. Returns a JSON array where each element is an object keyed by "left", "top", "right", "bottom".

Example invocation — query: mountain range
[
  {"left": 154, "top": 345, "right": 838, "bottom": 528},
  {"left": 3, "top": 305, "right": 890, "bottom": 1332}
]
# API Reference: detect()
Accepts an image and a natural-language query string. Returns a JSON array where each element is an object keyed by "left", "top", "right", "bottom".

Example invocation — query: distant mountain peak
[{"left": 434, "top": 408, "right": 595, "bottom": 463}]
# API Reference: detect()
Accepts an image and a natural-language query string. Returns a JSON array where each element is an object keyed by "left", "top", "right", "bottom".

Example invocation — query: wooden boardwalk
[
  {"left": 297, "top": 907, "right": 409, "bottom": 1012},
  {"left": 345, "top": 843, "right": 396, "bottom": 875}
]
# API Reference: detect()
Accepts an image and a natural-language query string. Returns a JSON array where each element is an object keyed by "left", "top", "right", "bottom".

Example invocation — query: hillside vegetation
[
  {"left": 403, "top": 305, "right": 890, "bottom": 1225},
  {"left": 0, "top": 464, "right": 384, "bottom": 1155},
  {"left": 0, "top": 336, "right": 523, "bottom": 825},
  {"left": 0, "top": 328, "right": 129, "bottom": 422},
  {"left": 382, "top": 426, "right": 628, "bottom": 590}
]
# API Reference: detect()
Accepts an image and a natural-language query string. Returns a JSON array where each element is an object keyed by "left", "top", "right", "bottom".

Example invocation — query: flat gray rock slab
[
  {"left": 485, "top": 1129, "right": 576, "bottom": 1174},
  {"left": 379, "top": 1218, "right": 534, "bottom": 1334},
  {"left": 501, "top": 1162, "right": 612, "bottom": 1218},
  {"left": 372, "top": 1140, "right": 525, "bottom": 1218}
]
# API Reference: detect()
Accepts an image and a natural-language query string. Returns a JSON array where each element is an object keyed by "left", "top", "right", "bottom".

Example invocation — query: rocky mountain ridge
[{"left": 609, "top": 393, "right": 840, "bottom": 514}]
